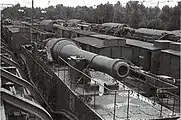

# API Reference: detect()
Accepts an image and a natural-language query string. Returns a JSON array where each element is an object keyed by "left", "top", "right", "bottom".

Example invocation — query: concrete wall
[
  {"left": 90, "top": 46, "right": 99, "bottom": 54},
  {"left": 99, "top": 48, "right": 111, "bottom": 57},
  {"left": 121, "top": 46, "right": 132, "bottom": 61},
  {"left": 112, "top": 47, "right": 121, "bottom": 58},
  {"left": 150, "top": 51, "right": 161, "bottom": 74},
  {"left": 130, "top": 46, "right": 147, "bottom": 66},
  {"left": 128, "top": 46, "right": 154, "bottom": 71},
  {"left": 63, "top": 30, "right": 72, "bottom": 38},
  {"left": 8, "top": 31, "right": 31, "bottom": 52},
  {"left": 56, "top": 29, "right": 63, "bottom": 38},
  {"left": 170, "top": 55, "right": 180, "bottom": 78},
  {"left": 159, "top": 52, "right": 180, "bottom": 78},
  {"left": 144, "top": 51, "right": 151, "bottom": 71}
]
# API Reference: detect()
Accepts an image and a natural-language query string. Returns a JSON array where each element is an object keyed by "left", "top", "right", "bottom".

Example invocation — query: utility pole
[
  {"left": 31, "top": 0, "right": 34, "bottom": 46},
  {"left": 48, "top": 0, "right": 50, "bottom": 7},
  {"left": 32, "top": 0, "right": 34, "bottom": 25},
  {"left": 157, "top": 1, "right": 159, "bottom": 7}
]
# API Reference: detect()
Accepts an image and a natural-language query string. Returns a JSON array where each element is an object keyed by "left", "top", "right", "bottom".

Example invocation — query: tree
[
  {"left": 1, "top": 1, "right": 180, "bottom": 30},
  {"left": 147, "top": 19, "right": 163, "bottom": 29},
  {"left": 166, "top": 5, "right": 180, "bottom": 30},
  {"left": 125, "top": 1, "right": 141, "bottom": 28},
  {"left": 2, "top": 3, "right": 21, "bottom": 20},
  {"left": 113, "top": 1, "right": 124, "bottom": 23},
  {"left": 160, "top": 5, "right": 172, "bottom": 29}
]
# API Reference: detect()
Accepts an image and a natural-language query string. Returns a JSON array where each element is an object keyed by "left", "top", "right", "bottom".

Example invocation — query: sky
[{"left": 0, "top": 0, "right": 180, "bottom": 9}]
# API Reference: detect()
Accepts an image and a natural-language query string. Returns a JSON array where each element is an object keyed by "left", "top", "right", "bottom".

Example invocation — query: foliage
[{"left": 1, "top": 1, "right": 180, "bottom": 30}]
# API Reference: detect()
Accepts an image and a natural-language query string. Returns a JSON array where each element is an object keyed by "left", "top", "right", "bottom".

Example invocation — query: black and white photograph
[{"left": 0, "top": 0, "right": 180, "bottom": 119}]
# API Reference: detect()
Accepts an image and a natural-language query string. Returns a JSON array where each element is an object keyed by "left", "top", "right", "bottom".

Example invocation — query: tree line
[{"left": 1, "top": 1, "right": 180, "bottom": 30}]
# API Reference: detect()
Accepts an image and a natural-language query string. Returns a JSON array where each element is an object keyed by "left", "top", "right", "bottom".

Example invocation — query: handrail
[
  {"left": 1, "top": 88, "right": 53, "bottom": 120},
  {"left": 58, "top": 56, "right": 132, "bottom": 93},
  {"left": 0, "top": 68, "right": 45, "bottom": 103},
  {"left": 1, "top": 55, "right": 25, "bottom": 76}
]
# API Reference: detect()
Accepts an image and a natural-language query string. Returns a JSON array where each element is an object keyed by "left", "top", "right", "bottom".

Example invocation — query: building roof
[
  {"left": 3, "top": 25, "right": 14, "bottom": 28},
  {"left": 102, "top": 23, "right": 128, "bottom": 28},
  {"left": 72, "top": 35, "right": 163, "bottom": 50},
  {"left": 53, "top": 25, "right": 74, "bottom": 32},
  {"left": 72, "top": 37, "right": 106, "bottom": 48},
  {"left": 153, "top": 40, "right": 171, "bottom": 49},
  {"left": 67, "top": 19, "right": 83, "bottom": 24},
  {"left": 8, "top": 27, "right": 20, "bottom": 33},
  {"left": 126, "top": 39, "right": 160, "bottom": 51},
  {"left": 90, "top": 34, "right": 125, "bottom": 41},
  {"left": 72, "top": 36, "right": 126, "bottom": 48},
  {"left": 21, "top": 21, "right": 39, "bottom": 26},
  {"left": 72, "top": 29, "right": 98, "bottom": 36},
  {"left": 135, "top": 28, "right": 173, "bottom": 36},
  {"left": 56, "top": 19, "right": 66, "bottom": 23},
  {"left": 169, "top": 41, "right": 181, "bottom": 51},
  {"left": 171, "top": 30, "right": 181, "bottom": 37},
  {"left": 40, "top": 20, "right": 57, "bottom": 26},
  {"left": 161, "top": 49, "right": 181, "bottom": 56},
  {"left": 77, "top": 24, "right": 90, "bottom": 27}
]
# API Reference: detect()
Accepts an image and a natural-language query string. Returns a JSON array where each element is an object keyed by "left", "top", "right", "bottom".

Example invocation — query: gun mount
[{"left": 45, "top": 38, "right": 130, "bottom": 80}]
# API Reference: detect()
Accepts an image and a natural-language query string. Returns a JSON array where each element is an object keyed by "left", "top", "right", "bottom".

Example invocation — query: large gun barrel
[{"left": 45, "top": 38, "right": 129, "bottom": 80}]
